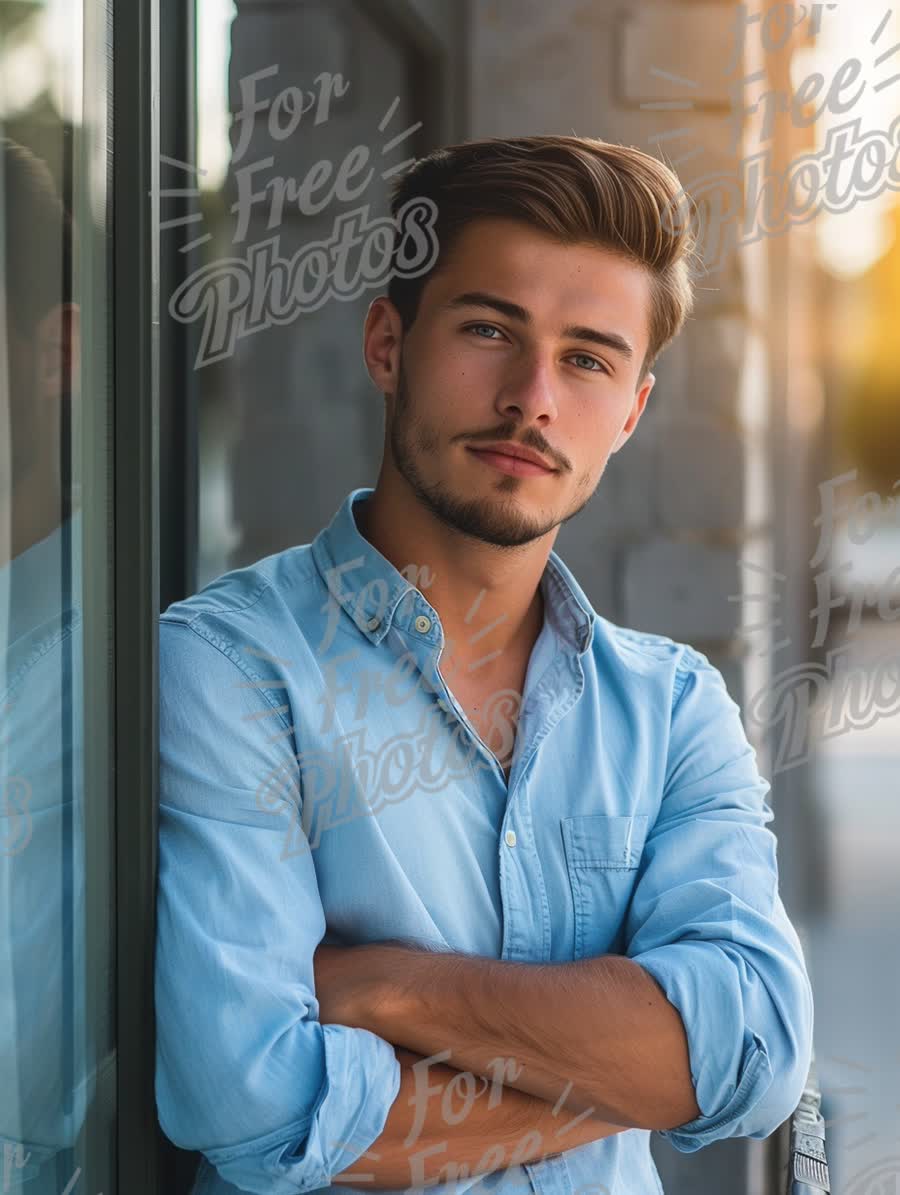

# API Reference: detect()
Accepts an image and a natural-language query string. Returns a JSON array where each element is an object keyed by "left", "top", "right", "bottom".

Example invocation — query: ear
[
  {"left": 611, "top": 370, "right": 656, "bottom": 454},
  {"left": 362, "top": 296, "right": 403, "bottom": 397},
  {"left": 34, "top": 303, "right": 81, "bottom": 402}
]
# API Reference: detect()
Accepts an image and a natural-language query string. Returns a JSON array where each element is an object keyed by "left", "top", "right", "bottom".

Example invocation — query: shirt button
[
  {"left": 366, "top": 616, "right": 381, "bottom": 631},
  {"left": 504, "top": 829, "right": 517, "bottom": 847},
  {"left": 414, "top": 614, "right": 432, "bottom": 634}
]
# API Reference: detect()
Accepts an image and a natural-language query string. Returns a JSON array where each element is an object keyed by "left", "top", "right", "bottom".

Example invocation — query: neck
[
  {"left": 0, "top": 464, "right": 69, "bottom": 570},
  {"left": 355, "top": 477, "right": 552, "bottom": 674}
]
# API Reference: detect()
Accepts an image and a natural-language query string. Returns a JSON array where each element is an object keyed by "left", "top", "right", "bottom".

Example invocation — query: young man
[{"left": 155, "top": 135, "right": 814, "bottom": 1195}]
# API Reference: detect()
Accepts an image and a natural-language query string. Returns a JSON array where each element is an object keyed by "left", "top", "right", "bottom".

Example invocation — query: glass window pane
[
  {"left": 189, "top": 0, "right": 433, "bottom": 590},
  {"left": 0, "top": 1, "right": 114, "bottom": 1192}
]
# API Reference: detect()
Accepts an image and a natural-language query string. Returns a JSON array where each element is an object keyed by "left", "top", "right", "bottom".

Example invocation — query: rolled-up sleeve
[
  {"left": 155, "top": 615, "right": 401, "bottom": 1194},
  {"left": 625, "top": 646, "right": 814, "bottom": 1153}
]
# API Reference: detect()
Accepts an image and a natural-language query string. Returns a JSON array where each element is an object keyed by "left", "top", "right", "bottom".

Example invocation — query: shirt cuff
[
  {"left": 635, "top": 942, "right": 780, "bottom": 1153},
  {"left": 204, "top": 1023, "right": 402, "bottom": 1194}
]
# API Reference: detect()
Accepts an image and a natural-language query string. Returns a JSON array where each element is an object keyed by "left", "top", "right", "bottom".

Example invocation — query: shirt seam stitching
[
  {"left": 1, "top": 612, "right": 81, "bottom": 703},
  {"left": 161, "top": 617, "right": 295, "bottom": 735},
  {"left": 671, "top": 645, "right": 702, "bottom": 713},
  {"left": 161, "top": 575, "right": 274, "bottom": 628}
]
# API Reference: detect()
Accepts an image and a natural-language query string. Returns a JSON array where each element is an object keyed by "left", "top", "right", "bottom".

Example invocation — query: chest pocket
[{"left": 561, "top": 813, "right": 650, "bottom": 960}]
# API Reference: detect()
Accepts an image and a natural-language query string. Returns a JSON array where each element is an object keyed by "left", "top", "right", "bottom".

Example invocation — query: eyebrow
[{"left": 442, "top": 290, "right": 635, "bottom": 362}]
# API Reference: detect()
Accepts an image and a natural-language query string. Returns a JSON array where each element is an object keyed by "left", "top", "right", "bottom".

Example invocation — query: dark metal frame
[
  {"left": 158, "top": 0, "right": 199, "bottom": 612},
  {"left": 112, "top": 0, "right": 160, "bottom": 1189},
  {"left": 154, "top": 0, "right": 204, "bottom": 1184}
]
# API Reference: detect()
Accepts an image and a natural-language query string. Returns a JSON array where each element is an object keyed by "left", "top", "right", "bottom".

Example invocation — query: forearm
[
  {"left": 332, "top": 1045, "right": 628, "bottom": 1190},
  {"left": 364, "top": 947, "right": 700, "bottom": 1131}
]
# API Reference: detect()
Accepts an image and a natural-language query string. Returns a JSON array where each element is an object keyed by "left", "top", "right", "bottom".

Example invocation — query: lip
[{"left": 466, "top": 442, "right": 556, "bottom": 476}]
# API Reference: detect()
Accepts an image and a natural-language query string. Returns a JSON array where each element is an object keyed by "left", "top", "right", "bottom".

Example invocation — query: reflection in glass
[{"left": 1, "top": 2, "right": 113, "bottom": 1191}]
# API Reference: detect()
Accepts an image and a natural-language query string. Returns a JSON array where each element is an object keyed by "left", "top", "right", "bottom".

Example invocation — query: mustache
[{"left": 463, "top": 429, "right": 565, "bottom": 469}]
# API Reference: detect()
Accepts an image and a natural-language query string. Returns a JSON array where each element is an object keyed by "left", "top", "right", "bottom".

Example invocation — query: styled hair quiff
[{"left": 386, "top": 134, "right": 700, "bottom": 387}]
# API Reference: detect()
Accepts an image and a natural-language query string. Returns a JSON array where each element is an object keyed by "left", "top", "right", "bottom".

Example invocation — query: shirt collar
[{"left": 311, "top": 487, "right": 596, "bottom": 656}]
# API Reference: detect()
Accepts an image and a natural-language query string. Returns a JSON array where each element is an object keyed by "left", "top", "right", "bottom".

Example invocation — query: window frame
[{"left": 112, "top": 0, "right": 162, "bottom": 1188}]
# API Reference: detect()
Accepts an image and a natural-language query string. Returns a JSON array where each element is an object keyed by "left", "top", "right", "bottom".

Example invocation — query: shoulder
[
  {"left": 585, "top": 615, "right": 738, "bottom": 741},
  {"left": 158, "top": 543, "right": 326, "bottom": 705},
  {"left": 2, "top": 606, "right": 82, "bottom": 703},
  {"left": 160, "top": 542, "right": 320, "bottom": 637},
  {"left": 590, "top": 612, "right": 712, "bottom": 694}
]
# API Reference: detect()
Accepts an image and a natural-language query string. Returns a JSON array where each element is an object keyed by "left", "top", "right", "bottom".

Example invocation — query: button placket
[{"left": 428, "top": 621, "right": 511, "bottom": 787}]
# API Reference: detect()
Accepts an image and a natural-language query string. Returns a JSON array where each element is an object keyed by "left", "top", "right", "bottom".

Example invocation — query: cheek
[
  {"left": 443, "top": 332, "right": 508, "bottom": 389},
  {"left": 427, "top": 367, "right": 489, "bottom": 429},
  {"left": 582, "top": 393, "right": 637, "bottom": 442},
  {"left": 558, "top": 413, "right": 624, "bottom": 487},
  {"left": 563, "top": 401, "right": 618, "bottom": 449}
]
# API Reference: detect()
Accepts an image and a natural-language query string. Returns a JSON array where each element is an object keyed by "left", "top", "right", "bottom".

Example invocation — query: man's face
[{"left": 368, "top": 216, "right": 656, "bottom": 548}]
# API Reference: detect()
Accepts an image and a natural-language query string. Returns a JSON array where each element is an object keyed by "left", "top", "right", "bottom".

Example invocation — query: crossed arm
[{"left": 313, "top": 940, "right": 700, "bottom": 1189}]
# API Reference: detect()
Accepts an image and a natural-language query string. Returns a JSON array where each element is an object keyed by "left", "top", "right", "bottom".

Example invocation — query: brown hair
[{"left": 386, "top": 134, "right": 699, "bottom": 387}]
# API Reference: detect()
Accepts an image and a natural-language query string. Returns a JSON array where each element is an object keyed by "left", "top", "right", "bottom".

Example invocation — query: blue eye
[
  {"left": 571, "top": 354, "right": 608, "bottom": 374},
  {"left": 462, "top": 324, "right": 610, "bottom": 375}
]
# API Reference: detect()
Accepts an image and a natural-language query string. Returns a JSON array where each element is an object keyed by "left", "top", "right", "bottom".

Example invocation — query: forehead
[{"left": 423, "top": 216, "right": 652, "bottom": 358}]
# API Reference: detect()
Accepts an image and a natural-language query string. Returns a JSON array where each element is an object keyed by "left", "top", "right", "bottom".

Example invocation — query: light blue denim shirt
[
  {"left": 155, "top": 486, "right": 814, "bottom": 1195},
  {"left": 2, "top": 510, "right": 97, "bottom": 1192}
]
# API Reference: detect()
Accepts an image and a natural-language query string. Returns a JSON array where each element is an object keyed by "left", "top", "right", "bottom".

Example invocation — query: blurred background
[{"left": 2, "top": 0, "right": 899, "bottom": 1192}]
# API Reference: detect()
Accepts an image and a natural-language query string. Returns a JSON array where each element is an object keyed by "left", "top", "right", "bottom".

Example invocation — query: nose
[{"left": 493, "top": 351, "right": 559, "bottom": 426}]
